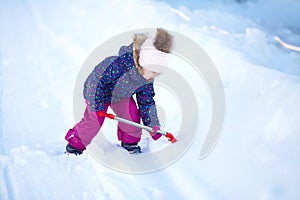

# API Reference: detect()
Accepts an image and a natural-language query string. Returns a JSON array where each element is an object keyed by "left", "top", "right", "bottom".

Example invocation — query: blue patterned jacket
[{"left": 83, "top": 43, "right": 160, "bottom": 127}]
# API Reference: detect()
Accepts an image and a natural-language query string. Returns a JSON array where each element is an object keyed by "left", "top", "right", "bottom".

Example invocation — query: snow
[{"left": 1, "top": 0, "right": 300, "bottom": 199}]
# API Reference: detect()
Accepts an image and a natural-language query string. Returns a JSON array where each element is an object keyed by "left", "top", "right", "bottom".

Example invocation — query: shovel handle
[{"left": 98, "top": 111, "right": 177, "bottom": 143}]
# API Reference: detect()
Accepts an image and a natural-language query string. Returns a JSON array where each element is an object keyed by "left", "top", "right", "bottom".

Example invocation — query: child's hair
[
  {"left": 153, "top": 28, "right": 174, "bottom": 53},
  {"left": 132, "top": 28, "right": 174, "bottom": 72}
]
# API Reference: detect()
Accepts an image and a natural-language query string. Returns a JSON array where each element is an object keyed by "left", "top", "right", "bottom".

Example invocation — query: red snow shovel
[{"left": 98, "top": 111, "right": 177, "bottom": 143}]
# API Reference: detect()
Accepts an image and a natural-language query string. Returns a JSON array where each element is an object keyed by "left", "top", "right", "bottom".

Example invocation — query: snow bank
[
  {"left": 163, "top": 0, "right": 300, "bottom": 30},
  {"left": 1, "top": 0, "right": 300, "bottom": 199}
]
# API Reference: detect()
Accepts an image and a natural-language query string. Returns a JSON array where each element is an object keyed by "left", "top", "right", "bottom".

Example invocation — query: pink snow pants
[{"left": 65, "top": 97, "right": 142, "bottom": 151}]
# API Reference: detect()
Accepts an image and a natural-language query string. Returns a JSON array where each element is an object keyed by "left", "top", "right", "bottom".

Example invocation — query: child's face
[{"left": 141, "top": 68, "right": 161, "bottom": 80}]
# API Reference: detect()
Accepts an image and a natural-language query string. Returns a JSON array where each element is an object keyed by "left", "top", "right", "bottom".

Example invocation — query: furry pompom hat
[{"left": 138, "top": 28, "right": 174, "bottom": 73}]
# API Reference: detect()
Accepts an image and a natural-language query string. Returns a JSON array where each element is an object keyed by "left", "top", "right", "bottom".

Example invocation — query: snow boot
[
  {"left": 121, "top": 142, "right": 142, "bottom": 154},
  {"left": 65, "top": 143, "right": 83, "bottom": 155}
]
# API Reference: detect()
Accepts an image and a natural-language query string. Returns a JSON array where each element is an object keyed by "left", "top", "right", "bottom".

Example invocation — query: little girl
[{"left": 65, "top": 28, "right": 174, "bottom": 154}]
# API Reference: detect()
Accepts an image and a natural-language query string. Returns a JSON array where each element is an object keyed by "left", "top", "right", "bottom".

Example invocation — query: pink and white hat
[{"left": 138, "top": 38, "right": 169, "bottom": 73}]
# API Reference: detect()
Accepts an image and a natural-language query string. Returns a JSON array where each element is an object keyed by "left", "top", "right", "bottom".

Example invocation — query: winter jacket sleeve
[
  {"left": 84, "top": 56, "right": 123, "bottom": 112},
  {"left": 136, "top": 83, "right": 160, "bottom": 127}
]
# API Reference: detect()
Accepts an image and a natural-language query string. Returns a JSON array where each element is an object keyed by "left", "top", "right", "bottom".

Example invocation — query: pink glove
[{"left": 150, "top": 126, "right": 162, "bottom": 140}]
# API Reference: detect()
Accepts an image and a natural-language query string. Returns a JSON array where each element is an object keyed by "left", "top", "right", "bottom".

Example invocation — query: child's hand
[{"left": 150, "top": 126, "right": 162, "bottom": 140}]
